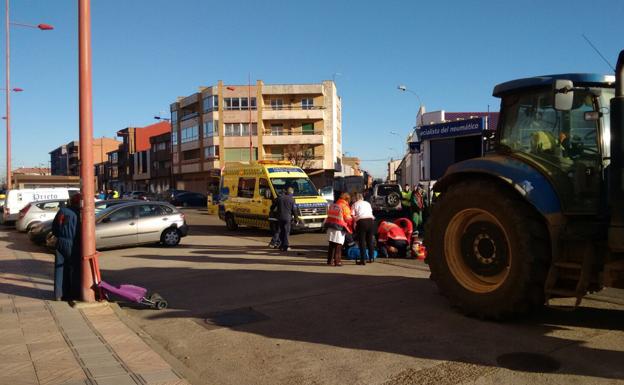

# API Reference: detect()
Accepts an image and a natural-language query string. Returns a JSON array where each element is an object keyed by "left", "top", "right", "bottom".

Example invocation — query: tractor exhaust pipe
[{"left": 609, "top": 50, "right": 624, "bottom": 251}]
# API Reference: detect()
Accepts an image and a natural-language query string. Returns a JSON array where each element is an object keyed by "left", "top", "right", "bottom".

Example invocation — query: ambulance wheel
[
  {"left": 424, "top": 179, "right": 549, "bottom": 320},
  {"left": 225, "top": 212, "right": 238, "bottom": 231}
]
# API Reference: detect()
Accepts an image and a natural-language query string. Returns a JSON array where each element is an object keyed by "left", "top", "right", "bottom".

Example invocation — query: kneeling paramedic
[{"left": 377, "top": 220, "right": 409, "bottom": 258}]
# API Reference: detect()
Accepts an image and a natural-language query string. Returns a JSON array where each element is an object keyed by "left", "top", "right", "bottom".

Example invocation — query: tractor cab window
[
  {"left": 499, "top": 88, "right": 599, "bottom": 165},
  {"left": 499, "top": 87, "right": 603, "bottom": 213}
]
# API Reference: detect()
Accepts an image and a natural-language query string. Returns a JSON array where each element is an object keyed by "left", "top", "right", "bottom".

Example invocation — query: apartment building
[
  {"left": 170, "top": 80, "right": 342, "bottom": 192},
  {"left": 49, "top": 137, "right": 121, "bottom": 176},
  {"left": 115, "top": 121, "right": 171, "bottom": 192},
  {"left": 149, "top": 132, "right": 172, "bottom": 193}
]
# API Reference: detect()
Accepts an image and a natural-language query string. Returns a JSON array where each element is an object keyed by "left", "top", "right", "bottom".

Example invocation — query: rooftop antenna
[{"left": 582, "top": 34, "right": 615, "bottom": 72}]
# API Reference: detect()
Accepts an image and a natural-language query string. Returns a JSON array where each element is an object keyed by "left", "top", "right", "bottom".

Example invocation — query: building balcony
[
  {"left": 262, "top": 130, "right": 324, "bottom": 145},
  {"left": 262, "top": 155, "right": 325, "bottom": 170},
  {"left": 262, "top": 106, "right": 324, "bottom": 121}
]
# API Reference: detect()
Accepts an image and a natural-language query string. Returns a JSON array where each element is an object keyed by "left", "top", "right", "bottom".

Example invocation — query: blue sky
[{"left": 4, "top": 0, "right": 624, "bottom": 177}]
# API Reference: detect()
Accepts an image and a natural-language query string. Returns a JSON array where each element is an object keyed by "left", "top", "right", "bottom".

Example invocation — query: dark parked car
[
  {"left": 157, "top": 189, "right": 189, "bottom": 202},
  {"left": 171, "top": 192, "right": 207, "bottom": 207}
]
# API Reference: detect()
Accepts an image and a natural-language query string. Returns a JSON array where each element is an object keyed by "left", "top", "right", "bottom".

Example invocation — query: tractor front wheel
[{"left": 424, "top": 180, "right": 549, "bottom": 319}]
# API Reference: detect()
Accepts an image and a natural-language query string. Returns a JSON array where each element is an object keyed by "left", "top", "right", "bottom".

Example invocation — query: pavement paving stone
[
  {"left": 29, "top": 345, "right": 74, "bottom": 363},
  {"left": 0, "top": 373, "right": 39, "bottom": 385},
  {"left": 92, "top": 374, "right": 138, "bottom": 385},
  {"left": 0, "top": 361, "right": 38, "bottom": 380},
  {"left": 36, "top": 365, "right": 87, "bottom": 385},
  {"left": 24, "top": 330, "right": 65, "bottom": 344},
  {"left": 78, "top": 352, "right": 120, "bottom": 367},
  {"left": 0, "top": 342, "right": 30, "bottom": 360},
  {"left": 136, "top": 369, "right": 181, "bottom": 384},
  {"left": 86, "top": 362, "right": 128, "bottom": 378},
  {"left": 73, "top": 344, "right": 112, "bottom": 357}
]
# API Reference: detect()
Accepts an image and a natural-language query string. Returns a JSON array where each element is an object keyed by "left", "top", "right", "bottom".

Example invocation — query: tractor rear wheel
[{"left": 424, "top": 180, "right": 550, "bottom": 319}]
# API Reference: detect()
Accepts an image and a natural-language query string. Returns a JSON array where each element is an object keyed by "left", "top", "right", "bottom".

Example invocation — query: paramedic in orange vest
[
  {"left": 324, "top": 192, "right": 352, "bottom": 266},
  {"left": 377, "top": 220, "right": 409, "bottom": 258}
]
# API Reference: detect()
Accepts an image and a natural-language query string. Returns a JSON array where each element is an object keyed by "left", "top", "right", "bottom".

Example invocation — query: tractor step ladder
[{"left": 544, "top": 243, "right": 593, "bottom": 307}]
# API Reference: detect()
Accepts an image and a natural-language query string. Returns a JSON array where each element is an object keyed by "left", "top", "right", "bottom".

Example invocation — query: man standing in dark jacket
[
  {"left": 52, "top": 194, "right": 82, "bottom": 301},
  {"left": 276, "top": 187, "right": 297, "bottom": 251}
]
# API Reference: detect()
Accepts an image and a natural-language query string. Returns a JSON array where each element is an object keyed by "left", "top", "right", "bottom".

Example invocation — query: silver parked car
[
  {"left": 96, "top": 201, "right": 188, "bottom": 249},
  {"left": 46, "top": 201, "right": 188, "bottom": 250},
  {"left": 16, "top": 199, "right": 67, "bottom": 232}
]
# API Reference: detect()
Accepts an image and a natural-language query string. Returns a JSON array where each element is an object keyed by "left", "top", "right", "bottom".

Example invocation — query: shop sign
[{"left": 419, "top": 117, "right": 484, "bottom": 140}]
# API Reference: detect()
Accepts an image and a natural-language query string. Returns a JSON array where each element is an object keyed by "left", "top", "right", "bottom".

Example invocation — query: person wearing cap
[{"left": 52, "top": 193, "right": 82, "bottom": 301}]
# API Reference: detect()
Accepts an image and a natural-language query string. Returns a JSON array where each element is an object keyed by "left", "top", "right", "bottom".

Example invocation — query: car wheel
[{"left": 161, "top": 228, "right": 181, "bottom": 247}]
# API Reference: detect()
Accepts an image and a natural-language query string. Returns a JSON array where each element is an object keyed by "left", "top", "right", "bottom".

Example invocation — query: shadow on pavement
[
  {"left": 99, "top": 263, "right": 624, "bottom": 381},
  {"left": 0, "top": 256, "right": 54, "bottom": 300}
]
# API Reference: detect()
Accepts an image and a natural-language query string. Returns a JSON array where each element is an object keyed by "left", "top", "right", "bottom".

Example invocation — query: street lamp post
[
  {"left": 5, "top": 0, "right": 53, "bottom": 189},
  {"left": 397, "top": 85, "right": 424, "bottom": 127},
  {"left": 78, "top": 0, "right": 96, "bottom": 302}
]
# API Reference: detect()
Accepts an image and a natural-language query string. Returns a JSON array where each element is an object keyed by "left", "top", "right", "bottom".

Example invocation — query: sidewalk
[{"left": 0, "top": 247, "right": 190, "bottom": 385}]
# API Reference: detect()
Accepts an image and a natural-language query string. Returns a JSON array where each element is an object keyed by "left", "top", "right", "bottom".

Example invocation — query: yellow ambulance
[{"left": 218, "top": 161, "right": 328, "bottom": 231}]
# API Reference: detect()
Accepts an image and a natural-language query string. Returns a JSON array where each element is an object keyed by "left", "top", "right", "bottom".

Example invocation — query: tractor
[{"left": 424, "top": 50, "right": 624, "bottom": 319}]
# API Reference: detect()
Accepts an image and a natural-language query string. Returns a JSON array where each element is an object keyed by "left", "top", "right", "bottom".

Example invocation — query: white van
[{"left": 1, "top": 188, "right": 79, "bottom": 224}]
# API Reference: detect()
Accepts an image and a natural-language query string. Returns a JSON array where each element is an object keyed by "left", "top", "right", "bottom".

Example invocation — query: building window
[
  {"left": 224, "top": 97, "right": 257, "bottom": 111},
  {"left": 158, "top": 142, "right": 166, "bottom": 151},
  {"left": 302, "top": 123, "right": 314, "bottom": 135},
  {"left": 181, "top": 125, "right": 199, "bottom": 143},
  {"left": 204, "top": 145, "right": 219, "bottom": 159},
  {"left": 225, "top": 123, "right": 258, "bottom": 136},
  {"left": 171, "top": 110, "right": 178, "bottom": 124},
  {"left": 224, "top": 148, "right": 258, "bottom": 162},
  {"left": 270, "top": 124, "right": 283, "bottom": 135},
  {"left": 237, "top": 177, "right": 256, "bottom": 199},
  {"left": 172, "top": 131, "right": 178, "bottom": 145},
  {"left": 204, "top": 120, "right": 218, "bottom": 137},
  {"left": 203, "top": 95, "right": 218, "bottom": 112},
  {"left": 271, "top": 99, "right": 283, "bottom": 110},
  {"left": 182, "top": 149, "right": 200, "bottom": 161},
  {"left": 302, "top": 98, "right": 314, "bottom": 110}
]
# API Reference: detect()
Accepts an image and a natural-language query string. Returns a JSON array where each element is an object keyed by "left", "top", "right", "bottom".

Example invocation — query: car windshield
[
  {"left": 377, "top": 185, "right": 400, "bottom": 196},
  {"left": 271, "top": 177, "right": 318, "bottom": 197}
]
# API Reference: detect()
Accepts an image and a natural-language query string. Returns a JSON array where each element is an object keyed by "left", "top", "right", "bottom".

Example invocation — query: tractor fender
[{"left": 434, "top": 154, "right": 562, "bottom": 221}]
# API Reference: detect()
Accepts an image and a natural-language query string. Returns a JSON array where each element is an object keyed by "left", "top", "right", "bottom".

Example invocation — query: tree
[{"left": 283, "top": 144, "right": 315, "bottom": 169}]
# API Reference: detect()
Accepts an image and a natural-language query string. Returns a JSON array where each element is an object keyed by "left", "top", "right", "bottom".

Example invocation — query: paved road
[{"left": 10, "top": 209, "right": 624, "bottom": 385}]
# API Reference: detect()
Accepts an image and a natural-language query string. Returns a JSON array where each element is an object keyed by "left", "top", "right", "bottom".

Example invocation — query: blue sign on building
[{"left": 418, "top": 117, "right": 485, "bottom": 141}]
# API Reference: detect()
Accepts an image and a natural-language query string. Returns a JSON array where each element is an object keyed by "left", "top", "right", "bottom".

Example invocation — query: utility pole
[{"left": 78, "top": 0, "right": 96, "bottom": 302}]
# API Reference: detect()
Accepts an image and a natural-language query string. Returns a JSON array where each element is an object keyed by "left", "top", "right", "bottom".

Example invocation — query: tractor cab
[
  {"left": 424, "top": 54, "right": 624, "bottom": 319},
  {"left": 493, "top": 74, "right": 615, "bottom": 215}
]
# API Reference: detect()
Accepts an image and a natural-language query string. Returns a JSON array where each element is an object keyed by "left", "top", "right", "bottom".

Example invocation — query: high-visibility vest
[
  {"left": 378, "top": 221, "right": 408, "bottom": 242},
  {"left": 393, "top": 218, "right": 413, "bottom": 244},
  {"left": 325, "top": 202, "right": 350, "bottom": 232},
  {"left": 401, "top": 191, "right": 411, "bottom": 208},
  {"left": 336, "top": 198, "right": 353, "bottom": 230}
]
